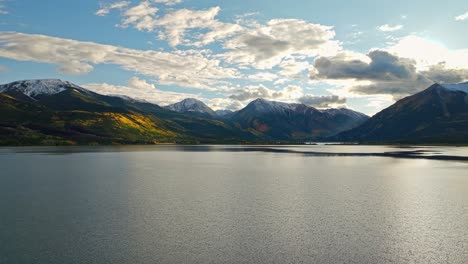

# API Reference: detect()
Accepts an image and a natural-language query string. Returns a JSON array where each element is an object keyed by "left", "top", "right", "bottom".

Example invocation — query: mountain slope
[
  {"left": 165, "top": 98, "right": 217, "bottom": 117},
  {"left": 230, "top": 98, "right": 368, "bottom": 140},
  {"left": 0, "top": 82, "right": 185, "bottom": 145},
  {"left": 215, "top": 110, "right": 234, "bottom": 118},
  {"left": 333, "top": 83, "right": 468, "bottom": 143},
  {"left": 0, "top": 80, "right": 258, "bottom": 145}
]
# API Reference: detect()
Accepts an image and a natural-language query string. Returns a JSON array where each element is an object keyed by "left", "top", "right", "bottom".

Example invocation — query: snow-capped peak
[
  {"left": 321, "top": 108, "right": 368, "bottom": 118},
  {"left": 165, "top": 98, "right": 216, "bottom": 116},
  {"left": 440, "top": 82, "right": 468, "bottom": 94},
  {"left": 177, "top": 98, "right": 205, "bottom": 108},
  {"left": 0, "top": 79, "right": 84, "bottom": 97},
  {"left": 249, "top": 98, "right": 300, "bottom": 113}
]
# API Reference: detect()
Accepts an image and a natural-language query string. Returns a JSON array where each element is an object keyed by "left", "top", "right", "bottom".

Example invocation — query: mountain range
[
  {"left": 165, "top": 98, "right": 218, "bottom": 117},
  {"left": 0, "top": 80, "right": 256, "bottom": 145},
  {"left": 333, "top": 83, "right": 468, "bottom": 144},
  {"left": 0, "top": 79, "right": 467, "bottom": 145},
  {"left": 230, "top": 98, "right": 368, "bottom": 140}
]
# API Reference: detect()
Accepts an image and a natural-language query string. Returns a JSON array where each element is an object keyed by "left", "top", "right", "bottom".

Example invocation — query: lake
[{"left": 1, "top": 145, "right": 467, "bottom": 263}]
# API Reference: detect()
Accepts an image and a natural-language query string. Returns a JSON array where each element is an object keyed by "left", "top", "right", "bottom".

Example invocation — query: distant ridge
[
  {"left": 333, "top": 83, "right": 468, "bottom": 143},
  {"left": 0, "top": 79, "right": 87, "bottom": 98},
  {"left": 0, "top": 79, "right": 258, "bottom": 145},
  {"left": 0, "top": 79, "right": 374, "bottom": 144},
  {"left": 230, "top": 98, "right": 368, "bottom": 140},
  {"left": 165, "top": 98, "right": 217, "bottom": 117}
]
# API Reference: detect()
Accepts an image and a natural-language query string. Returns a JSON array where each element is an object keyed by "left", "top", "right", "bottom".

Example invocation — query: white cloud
[
  {"left": 85, "top": 76, "right": 241, "bottom": 111},
  {"left": 0, "top": 32, "right": 239, "bottom": 90},
  {"left": 389, "top": 35, "right": 468, "bottom": 70},
  {"left": 314, "top": 80, "right": 395, "bottom": 115},
  {"left": 298, "top": 94, "right": 346, "bottom": 108},
  {"left": 0, "top": 0, "right": 7, "bottom": 15},
  {"left": 307, "top": 34, "right": 468, "bottom": 114},
  {"left": 120, "top": 1, "right": 159, "bottom": 31},
  {"left": 273, "top": 78, "right": 290, "bottom": 85},
  {"left": 278, "top": 57, "right": 310, "bottom": 77},
  {"left": 207, "top": 97, "right": 244, "bottom": 111},
  {"left": 0, "top": 64, "right": 7, "bottom": 72},
  {"left": 57, "top": 61, "right": 94, "bottom": 75},
  {"left": 222, "top": 19, "right": 340, "bottom": 69},
  {"left": 151, "top": 6, "right": 237, "bottom": 47},
  {"left": 229, "top": 84, "right": 303, "bottom": 102},
  {"left": 309, "top": 47, "right": 468, "bottom": 99},
  {"left": 84, "top": 77, "right": 197, "bottom": 105},
  {"left": 96, "top": 1, "right": 130, "bottom": 16},
  {"left": 96, "top": 0, "right": 181, "bottom": 17},
  {"left": 127, "top": 76, "right": 156, "bottom": 90},
  {"left": 109, "top": 3, "right": 242, "bottom": 47},
  {"left": 455, "top": 11, "right": 468, "bottom": 21},
  {"left": 248, "top": 72, "right": 278, "bottom": 82},
  {"left": 377, "top": 24, "right": 403, "bottom": 32},
  {"left": 365, "top": 96, "right": 394, "bottom": 115},
  {"left": 152, "top": 0, "right": 182, "bottom": 5},
  {"left": 98, "top": 4, "right": 340, "bottom": 74},
  {"left": 192, "top": 21, "right": 243, "bottom": 47}
]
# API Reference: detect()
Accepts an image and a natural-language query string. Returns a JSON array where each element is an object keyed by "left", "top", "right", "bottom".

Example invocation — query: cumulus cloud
[
  {"left": 96, "top": 0, "right": 181, "bottom": 17},
  {"left": 248, "top": 72, "right": 278, "bottom": 82},
  {"left": 389, "top": 35, "right": 468, "bottom": 69},
  {"left": 152, "top": 0, "right": 182, "bottom": 5},
  {"left": 311, "top": 50, "right": 418, "bottom": 81},
  {"left": 229, "top": 85, "right": 280, "bottom": 101},
  {"left": 222, "top": 19, "right": 340, "bottom": 69},
  {"left": 377, "top": 24, "right": 403, "bottom": 32},
  {"left": 84, "top": 77, "right": 196, "bottom": 105},
  {"left": 0, "top": 0, "right": 7, "bottom": 15},
  {"left": 229, "top": 84, "right": 303, "bottom": 101},
  {"left": 104, "top": 3, "right": 242, "bottom": 47},
  {"left": 193, "top": 20, "right": 243, "bottom": 47},
  {"left": 228, "top": 84, "right": 346, "bottom": 109},
  {"left": 208, "top": 98, "right": 244, "bottom": 111},
  {"left": 298, "top": 95, "right": 346, "bottom": 108},
  {"left": 455, "top": 11, "right": 468, "bottom": 21},
  {"left": 422, "top": 63, "right": 468, "bottom": 84},
  {"left": 127, "top": 76, "right": 157, "bottom": 90},
  {"left": 57, "top": 61, "right": 94, "bottom": 75},
  {"left": 96, "top": 4, "right": 340, "bottom": 80},
  {"left": 96, "top": 1, "right": 130, "bottom": 16},
  {"left": 0, "top": 32, "right": 239, "bottom": 90},
  {"left": 151, "top": 7, "right": 242, "bottom": 47},
  {"left": 310, "top": 50, "right": 468, "bottom": 98},
  {"left": 278, "top": 57, "right": 310, "bottom": 77},
  {"left": 119, "top": 1, "right": 159, "bottom": 31}
]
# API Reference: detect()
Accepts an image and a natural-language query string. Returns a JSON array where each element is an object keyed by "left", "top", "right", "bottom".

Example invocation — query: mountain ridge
[
  {"left": 164, "top": 98, "right": 217, "bottom": 117},
  {"left": 9, "top": 79, "right": 467, "bottom": 145},
  {"left": 0, "top": 80, "right": 259, "bottom": 145},
  {"left": 230, "top": 98, "right": 369, "bottom": 140},
  {"left": 332, "top": 83, "right": 468, "bottom": 143}
]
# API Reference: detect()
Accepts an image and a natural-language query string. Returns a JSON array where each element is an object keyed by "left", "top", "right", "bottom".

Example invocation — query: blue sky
[{"left": 1, "top": 0, "right": 468, "bottom": 115}]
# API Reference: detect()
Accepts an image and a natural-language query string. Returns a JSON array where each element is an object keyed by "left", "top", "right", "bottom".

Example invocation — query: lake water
[{"left": 1, "top": 145, "right": 468, "bottom": 263}]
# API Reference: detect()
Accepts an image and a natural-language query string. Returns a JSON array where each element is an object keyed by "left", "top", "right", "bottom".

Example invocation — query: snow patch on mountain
[
  {"left": 441, "top": 82, "right": 468, "bottom": 94},
  {"left": 322, "top": 108, "right": 369, "bottom": 119},
  {"left": 0, "top": 79, "right": 85, "bottom": 97},
  {"left": 250, "top": 98, "right": 301, "bottom": 113},
  {"left": 165, "top": 98, "right": 216, "bottom": 116}
]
